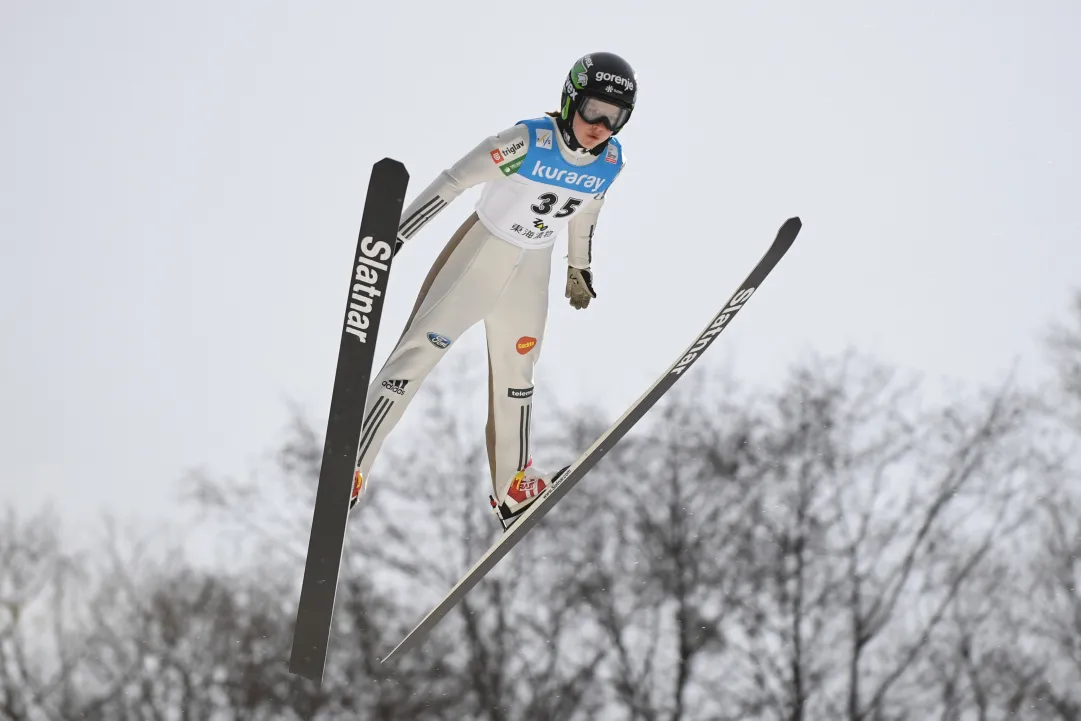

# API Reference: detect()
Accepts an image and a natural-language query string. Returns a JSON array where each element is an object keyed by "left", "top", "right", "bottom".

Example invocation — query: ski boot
[
  {"left": 349, "top": 470, "right": 365, "bottom": 511},
  {"left": 489, "top": 459, "right": 552, "bottom": 531}
]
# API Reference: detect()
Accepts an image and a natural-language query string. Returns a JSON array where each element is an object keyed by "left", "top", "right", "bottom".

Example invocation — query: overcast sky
[{"left": 2, "top": 0, "right": 1078, "bottom": 538}]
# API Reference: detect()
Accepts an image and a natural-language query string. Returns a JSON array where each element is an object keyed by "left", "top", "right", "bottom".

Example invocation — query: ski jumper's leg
[
  {"left": 483, "top": 244, "right": 553, "bottom": 496},
  {"left": 353, "top": 214, "right": 518, "bottom": 502}
]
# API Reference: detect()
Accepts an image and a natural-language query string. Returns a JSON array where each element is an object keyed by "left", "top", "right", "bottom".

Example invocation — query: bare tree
[
  {"left": 326, "top": 364, "right": 611, "bottom": 721},
  {"left": 182, "top": 356, "right": 610, "bottom": 721},
  {"left": 47, "top": 507, "right": 473, "bottom": 721},
  {"left": 1047, "top": 289, "right": 1081, "bottom": 413},
  {"left": 530, "top": 369, "right": 766, "bottom": 721},
  {"left": 995, "top": 283, "right": 1081, "bottom": 719},
  {"left": 0, "top": 506, "right": 113, "bottom": 721},
  {"left": 548, "top": 352, "right": 1045, "bottom": 721},
  {"left": 913, "top": 442, "right": 1080, "bottom": 721},
  {"left": 9, "top": 305, "right": 1081, "bottom": 721},
  {"left": 746, "top": 356, "right": 1037, "bottom": 720},
  {"left": 1011, "top": 476, "right": 1081, "bottom": 720}
]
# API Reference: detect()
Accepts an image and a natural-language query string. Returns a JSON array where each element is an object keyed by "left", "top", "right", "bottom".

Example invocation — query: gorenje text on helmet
[{"left": 594, "top": 71, "right": 633, "bottom": 91}]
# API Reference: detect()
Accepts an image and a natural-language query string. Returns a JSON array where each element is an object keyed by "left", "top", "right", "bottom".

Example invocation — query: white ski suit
[{"left": 352, "top": 114, "right": 625, "bottom": 505}]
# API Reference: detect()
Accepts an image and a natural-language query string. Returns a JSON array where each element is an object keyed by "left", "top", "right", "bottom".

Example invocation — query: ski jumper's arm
[
  {"left": 565, "top": 156, "right": 625, "bottom": 270},
  {"left": 394, "top": 124, "right": 531, "bottom": 254},
  {"left": 565, "top": 196, "right": 603, "bottom": 270}
]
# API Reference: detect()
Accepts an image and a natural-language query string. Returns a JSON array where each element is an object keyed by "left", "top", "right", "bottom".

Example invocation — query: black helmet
[{"left": 558, "top": 52, "right": 637, "bottom": 150}]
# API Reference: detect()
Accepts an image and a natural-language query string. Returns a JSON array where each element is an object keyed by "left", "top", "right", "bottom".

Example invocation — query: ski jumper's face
[{"left": 572, "top": 111, "right": 613, "bottom": 149}]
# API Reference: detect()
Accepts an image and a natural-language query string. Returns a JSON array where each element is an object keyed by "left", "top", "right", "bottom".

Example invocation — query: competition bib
[{"left": 475, "top": 117, "right": 623, "bottom": 248}]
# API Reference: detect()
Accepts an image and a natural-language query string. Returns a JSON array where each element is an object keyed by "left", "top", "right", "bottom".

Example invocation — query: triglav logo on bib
[
  {"left": 491, "top": 139, "right": 526, "bottom": 166},
  {"left": 501, "top": 139, "right": 525, "bottom": 157}
]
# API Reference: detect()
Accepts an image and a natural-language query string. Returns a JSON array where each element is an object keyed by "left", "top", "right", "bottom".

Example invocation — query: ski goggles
[{"left": 577, "top": 96, "right": 632, "bottom": 132}]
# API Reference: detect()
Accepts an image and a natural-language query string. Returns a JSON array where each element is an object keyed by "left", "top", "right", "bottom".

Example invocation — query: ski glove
[{"left": 566, "top": 267, "right": 596, "bottom": 310}]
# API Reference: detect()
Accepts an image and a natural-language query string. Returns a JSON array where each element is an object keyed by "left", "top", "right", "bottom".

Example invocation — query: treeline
[{"left": 2, "top": 295, "right": 1080, "bottom": 721}]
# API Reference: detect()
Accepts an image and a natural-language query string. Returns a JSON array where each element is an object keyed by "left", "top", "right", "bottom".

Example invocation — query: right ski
[
  {"left": 380, "top": 216, "right": 803, "bottom": 664},
  {"left": 289, "top": 158, "right": 409, "bottom": 684}
]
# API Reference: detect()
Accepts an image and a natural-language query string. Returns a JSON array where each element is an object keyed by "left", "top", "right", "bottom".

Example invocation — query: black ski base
[{"left": 287, "top": 158, "right": 409, "bottom": 685}]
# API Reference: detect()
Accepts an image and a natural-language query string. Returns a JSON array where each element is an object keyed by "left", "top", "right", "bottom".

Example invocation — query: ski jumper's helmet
[{"left": 557, "top": 51, "right": 637, "bottom": 153}]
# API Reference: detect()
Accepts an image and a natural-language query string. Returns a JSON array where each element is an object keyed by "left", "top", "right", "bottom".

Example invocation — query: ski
[
  {"left": 289, "top": 158, "right": 409, "bottom": 683},
  {"left": 380, "top": 216, "right": 802, "bottom": 664}
]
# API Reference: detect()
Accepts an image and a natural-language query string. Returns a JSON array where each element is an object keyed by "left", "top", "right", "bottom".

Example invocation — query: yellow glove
[{"left": 566, "top": 267, "right": 596, "bottom": 310}]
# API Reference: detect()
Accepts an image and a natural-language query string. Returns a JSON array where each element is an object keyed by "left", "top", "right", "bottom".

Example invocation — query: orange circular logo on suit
[{"left": 516, "top": 336, "right": 536, "bottom": 354}]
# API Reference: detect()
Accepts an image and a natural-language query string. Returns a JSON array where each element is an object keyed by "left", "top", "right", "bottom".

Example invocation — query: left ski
[{"left": 381, "top": 216, "right": 802, "bottom": 664}]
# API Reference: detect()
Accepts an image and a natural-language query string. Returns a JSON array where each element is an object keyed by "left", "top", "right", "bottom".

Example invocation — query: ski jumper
[{"left": 351, "top": 115, "right": 625, "bottom": 503}]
